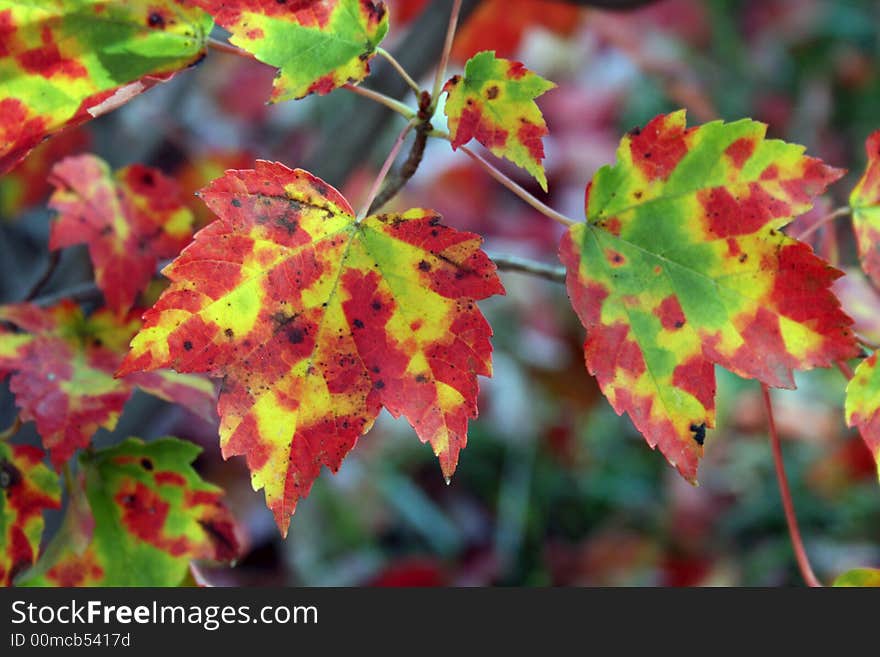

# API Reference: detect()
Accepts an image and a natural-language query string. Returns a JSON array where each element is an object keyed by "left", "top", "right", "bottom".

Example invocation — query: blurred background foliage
[{"left": 2, "top": 0, "right": 880, "bottom": 586}]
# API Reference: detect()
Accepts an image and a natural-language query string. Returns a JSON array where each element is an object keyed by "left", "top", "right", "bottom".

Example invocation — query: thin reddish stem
[
  {"left": 761, "top": 385, "right": 823, "bottom": 587},
  {"left": 207, "top": 37, "right": 254, "bottom": 59},
  {"left": 837, "top": 360, "right": 855, "bottom": 380},
  {"left": 794, "top": 206, "right": 850, "bottom": 242},
  {"left": 458, "top": 145, "right": 575, "bottom": 227},
  {"left": 0, "top": 416, "right": 21, "bottom": 442},
  {"left": 358, "top": 121, "right": 416, "bottom": 219},
  {"left": 431, "top": 0, "right": 463, "bottom": 111}
]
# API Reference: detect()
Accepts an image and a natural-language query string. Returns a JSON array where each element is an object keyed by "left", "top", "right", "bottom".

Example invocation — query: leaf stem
[
  {"left": 343, "top": 83, "right": 416, "bottom": 120},
  {"left": 761, "top": 384, "right": 824, "bottom": 588},
  {"left": 0, "top": 416, "right": 21, "bottom": 442},
  {"left": 430, "top": 0, "right": 463, "bottom": 113},
  {"left": 836, "top": 359, "right": 855, "bottom": 380},
  {"left": 358, "top": 121, "right": 417, "bottom": 220},
  {"left": 207, "top": 37, "right": 254, "bottom": 59},
  {"left": 457, "top": 144, "right": 575, "bottom": 227},
  {"left": 794, "top": 206, "right": 851, "bottom": 242},
  {"left": 855, "top": 333, "right": 880, "bottom": 352},
  {"left": 62, "top": 462, "right": 76, "bottom": 497},
  {"left": 377, "top": 47, "right": 422, "bottom": 95},
  {"left": 490, "top": 253, "right": 566, "bottom": 283},
  {"left": 24, "top": 251, "right": 60, "bottom": 302}
]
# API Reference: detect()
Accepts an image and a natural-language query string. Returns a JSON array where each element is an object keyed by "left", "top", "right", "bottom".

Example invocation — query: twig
[
  {"left": 0, "top": 416, "right": 21, "bottom": 442},
  {"left": 490, "top": 254, "right": 566, "bottom": 283},
  {"left": 794, "top": 206, "right": 851, "bottom": 242},
  {"left": 24, "top": 251, "right": 60, "bottom": 301},
  {"left": 761, "top": 385, "right": 824, "bottom": 587},
  {"left": 32, "top": 281, "right": 102, "bottom": 308},
  {"left": 343, "top": 84, "right": 416, "bottom": 119},
  {"left": 836, "top": 360, "right": 855, "bottom": 380},
  {"left": 855, "top": 333, "right": 880, "bottom": 353},
  {"left": 456, "top": 143, "right": 576, "bottom": 227},
  {"left": 431, "top": 0, "right": 463, "bottom": 112},
  {"left": 377, "top": 47, "right": 422, "bottom": 95},
  {"left": 358, "top": 121, "right": 417, "bottom": 219}
]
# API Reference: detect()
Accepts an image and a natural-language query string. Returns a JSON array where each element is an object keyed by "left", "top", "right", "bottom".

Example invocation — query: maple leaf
[
  {"left": 192, "top": 0, "right": 389, "bottom": 102},
  {"left": 444, "top": 50, "right": 556, "bottom": 191},
  {"left": 48, "top": 154, "right": 195, "bottom": 315},
  {"left": 0, "top": 442, "right": 61, "bottom": 586},
  {"left": 0, "top": 302, "right": 217, "bottom": 469},
  {"left": 559, "top": 111, "right": 858, "bottom": 480},
  {"left": 844, "top": 352, "right": 880, "bottom": 479},
  {"left": 118, "top": 161, "right": 504, "bottom": 535},
  {"left": 850, "top": 130, "right": 880, "bottom": 287},
  {"left": 833, "top": 568, "right": 880, "bottom": 587},
  {"left": 17, "top": 437, "right": 239, "bottom": 586},
  {"left": 0, "top": 0, "right": 213, "bottom": 173}
]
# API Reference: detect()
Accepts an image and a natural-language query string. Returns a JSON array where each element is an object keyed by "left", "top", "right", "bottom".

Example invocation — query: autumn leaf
[
  {"left": 17, "top": 437, "right": 238, "bottom": 586},
  {"left": 192, "top": 0, "right": 389, "bottom": 102},
  {"left": 559, "top": 111, "right": 857, "bottom": 480},
  {"left": 0, "top": 302, "right": 217, "bottom": 468},
  {"left": 452, "top": 0, "right": 582, "bottom": 63},
  {"left": 844, "top": 351, "right": 880, "bottom": 478},
  {"left": 0, "top": 442, "right": 61, "bottom": 586},
  {"left": 118, "top": 161, "right": 504, "bottom": 535},
  {"left": 0, "top": 126, "right": 89, "bottom": 219},
  {"left": 850, "top": 130, "right": 880, "bottom": 287},
  {"left": 0, "top": 0, "right": 213, "bottom": 173},
  {"left": 444, "top": 50, "right": 556, "bottom": 191},
  {"left": 833, "top": 568, "right": 880, "bottom": 587},
  {"left": 48, "top": 154, "right": 194, "bottom": 315}
]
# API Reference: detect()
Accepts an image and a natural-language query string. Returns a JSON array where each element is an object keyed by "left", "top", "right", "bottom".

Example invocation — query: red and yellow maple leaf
[
  {"left": 444, "top": 50, "right": 556, "bottom": 191},
  {"left": 191, "top": 0, "right": 389, "bottom": 102},
  {"left": 850, "top": 130, "right": 880, "bottom": 288},
  {"left": 0, "top": 302, "right": 216, "bottom": 469},
  {"left": 17, "top": 437, "right": 238, "bottom": 586},
  {"left": 48, "top": 155, "right": 194, "bottom": 314},
  {"left": 0, "top": 0, "right": 212, "bottom": 173},
  {"left": 119, "top": 161, "right": 504, "bottom": 535},
  {"left": 0, "top": 442, "right": 61, "bottom": 586},
  {"left": 559, "top": 111, "right": 857, "bottom": 480}
]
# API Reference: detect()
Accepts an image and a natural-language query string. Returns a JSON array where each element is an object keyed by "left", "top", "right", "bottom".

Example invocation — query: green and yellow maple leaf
[
  {"left": 118, "top": 161, "right": 504, "bottom": 535},
  {"left": 0, "top": 442, "right": 61, "bottom": 586},
  {"left": 0, "top": 0, "right": 213, "bottom": 173},
  {"left": 559, "top": 111, "right": 857, "bottom": 480},
  {"left": 192, "top": 0, "right": 389, "bottom": 102},
  {"left": 17, "top": 437, "right": 238, "bottom": 586},
  {"left": 0, "top": 302, "right": 216, "bottom": 469},
  {"left": 49, "top": 154, "right": 194, "bottom": 315},
  {"left": 850, "top": 130, "right": 880, "bottom": 287},
  {"left": 844, "top": 351, "right": 880, "bottom": 479},
  {"left": 833, "top": 567, "right": 880, "bottom": 587},
  {"left": 443, "top": 50, "right": 555, "bottom": 191}
]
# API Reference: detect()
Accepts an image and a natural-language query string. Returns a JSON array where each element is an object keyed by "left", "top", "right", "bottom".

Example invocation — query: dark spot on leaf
[
  {"left": 287, "top": 328, "right": 305, "bottom": 344},
  {"left": 418, "top": 260, "right": 431, "bottom": 272},
  {"left": 140, "top": 458, "right": 153, "bottom": 471},
  {"left": 371, "top": 301, "right": 381, "bottom": 311},
  {"left": 353, "top": 319, "right": 365, "bottom": 329},
  {"left": 148, "top": 12, "right": 165, "bottom": 29},
  {"left": 486, "top": 85, "right": 500, "bottom": 100},
  {"left": 183, "top": 341, "right": 193, "bottom": 351},
  {"left": 375, "top": 380, "right": 385, "bottom": 389},
  {"left": 415, "top": 374, "right": 428, "bottom": 383},
  {"left": 689, "top": 423, "right": 706, "bottom": 446},
  {"left": 225, "top": 328, "right": 234, "bottom": 337},
  {"left": 141, "top": 171, "right": 155, "bottom": 185},
  {"left": 0, "top": 459, "right": 21, "bottom": 490},
  {"left": 231, "top": 199, "right": 242, "bottom": 207},
  {"left": 739, "top": 253, "right": 748, "bottom": 263}
]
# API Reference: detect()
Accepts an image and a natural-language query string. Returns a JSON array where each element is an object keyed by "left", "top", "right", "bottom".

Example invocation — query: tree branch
[{"left": 490, "top": 254, "right": 566, "bottom": 283}]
